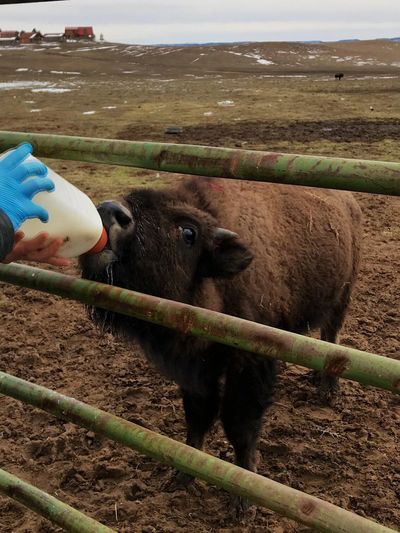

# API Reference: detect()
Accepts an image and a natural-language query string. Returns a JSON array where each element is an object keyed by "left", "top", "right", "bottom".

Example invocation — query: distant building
[
  {"left": 0, "top": 30, "right": 19, "bottom": 39},
  {"left": 64, "top": 26, "right": 95, "bottom": 40},
  {"left": 0, "top": 30, "right": 20, "bottom": 45},
  {"left": 0, "top": 36, "right": 19, "bottom": 45},
  {"left": 42, "top": 33, "right": 66, "bottom": 43},
  {"left": 19, "top": 31, "right": 42, "bottom": 44}
]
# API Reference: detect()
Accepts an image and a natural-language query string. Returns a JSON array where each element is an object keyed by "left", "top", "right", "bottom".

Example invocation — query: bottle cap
[{"left": 87, "top": 227, "right": 108, "bottom": 255}]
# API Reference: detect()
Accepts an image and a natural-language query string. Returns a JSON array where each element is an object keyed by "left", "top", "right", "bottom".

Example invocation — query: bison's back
[{"left": 198, "top": 179, "right": 362, "bottom": 331}]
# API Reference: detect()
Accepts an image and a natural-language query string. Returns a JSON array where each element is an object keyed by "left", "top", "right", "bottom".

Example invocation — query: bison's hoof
[
  {"left": 309, "top": 370, "right": 339, "bottom": 405},
  {"left": 161, "top": 470, "right": 194, "bottom": 492},
  {"left": 318, "top": 381, "right": 339, "bottom": 406},
  {"left": 228, "top": 495, "right": 255, "bottom": 522}
]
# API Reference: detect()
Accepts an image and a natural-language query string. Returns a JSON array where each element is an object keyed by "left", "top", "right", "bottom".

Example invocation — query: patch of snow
[
  {"left": 203, "top": 111, "right": 213, "bottom": 116},
  {"left": 218, "top": 100, "right": 235, "bottom": 107},
  {"left": 76, "top": 45, "right": 117, "bottom": 52},
  {"left": 256, "top": 58, "right": 274, "bottom": 65},
  {"left": 30, "top": 109, "right": 42, "bottom": 113},
  {"left": 24, "top": 100, "right": 35, "bottom": 103},
  {"left": 50, "top": 70, "right": 81, "bottom": 75},
  {"left": 102, "top": 106, "right": 117, "bottom": 109},
  {"left": 122, "top": 70, "right": 136, "bottom": 73},
  {"left": 0, "top": 81, "right": 49, "bottom": 90},
  {"left": 16, "top": 68, "right": 29, "bottom": 72},
  {"left": 82, "top": 111, "right": 96, "bottom": 115},
  {"left": 226, "top": 50, "right": 273, "bottom": 65},
  {"left": 32, "top": 87, "right": 72, "bottom": 93},
  {"left": 147, "top": 79, "right": 175, "bottom": 82}
]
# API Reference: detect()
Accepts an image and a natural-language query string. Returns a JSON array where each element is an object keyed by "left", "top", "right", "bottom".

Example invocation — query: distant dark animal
[
  {"left": 80, "top": 177, "right": 362, "bottom": 513},
  {"left": 335, "top": 72, "right": 344, "bottom": 80}
]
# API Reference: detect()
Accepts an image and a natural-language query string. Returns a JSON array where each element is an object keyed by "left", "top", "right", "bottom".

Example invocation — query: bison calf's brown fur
[{"left": 80, "top": 177, "right": 362, "bottom": 511}]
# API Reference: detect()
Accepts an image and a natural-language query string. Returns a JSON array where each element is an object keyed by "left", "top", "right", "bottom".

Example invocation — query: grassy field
[
  {"left": 1, "top": 40, "right": 400, "bottom": 199},
  {"left": 0, "top": 40, "right": 399, "bottom": 533}
]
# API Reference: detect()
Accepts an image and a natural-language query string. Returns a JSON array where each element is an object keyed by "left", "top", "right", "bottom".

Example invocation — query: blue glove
[{"left": 0, "top": 143, "right": 55, "bottom": 231}]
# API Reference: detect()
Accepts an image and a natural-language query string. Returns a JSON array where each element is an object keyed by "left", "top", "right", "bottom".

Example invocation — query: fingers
[
  {"left": 43, "top": 255, "right": 71, "bottom": 267},
  {"left": 26, "top": 202, "right": 50, "bottom": 223},
  {"left": 2, "top": 142, "right": 32, "bottom": 169},
  {"left": 18, "top": 232, "right": 50, "bottom": 252},
  {"left": 21, "top": 177, "right": 55, "bottom": 198},
  {"left": 35, "top": 236, "right": 63, "bottom": 257},
  {"left": 13, "top": 231, "right": 25, "bottom": 244},
  {"left": 13, "top": 161, "right": 48, "bottom": 183},
  {"left": 20, "top": 236, "right": 71, "bottom": 266},
  {"left": 1, "top": 233, "right": 71, "bottom": 266}
]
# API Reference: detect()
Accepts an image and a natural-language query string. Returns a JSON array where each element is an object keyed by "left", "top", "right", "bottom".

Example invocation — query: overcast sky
[{"left": 2, "top": 0, "right": 400, "bottom": 44}]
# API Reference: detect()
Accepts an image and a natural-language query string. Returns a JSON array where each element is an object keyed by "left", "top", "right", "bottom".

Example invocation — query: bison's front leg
[
  {"left": 163, "top": 383, "right": 220, "bottom": 491},
  {"left": 221, "top": 355, "right": 277, "bottom": 518}
]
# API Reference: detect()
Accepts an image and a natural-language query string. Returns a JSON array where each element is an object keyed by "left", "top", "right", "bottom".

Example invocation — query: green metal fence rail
[
  {"left": 0, "top": 131, "right": 399, "bottom": 196},
  {"left": 0, "top": 371, "right": 396, "bottom": 533},
  {"left": 0, "top": 467, "right": 115, "bottom": 533},
  {"left": 0, "top": 263, "right": 399, "bottom": 394}
]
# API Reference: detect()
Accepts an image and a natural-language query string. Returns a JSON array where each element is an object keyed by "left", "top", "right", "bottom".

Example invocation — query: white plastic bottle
[{"left": 20, "top": 155, "right": 107, "bottom": 258}]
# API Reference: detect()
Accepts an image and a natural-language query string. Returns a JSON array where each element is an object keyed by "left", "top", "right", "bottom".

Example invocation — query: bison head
[{"left": 80, "top": 186, "right": 253, "bottom": 336}]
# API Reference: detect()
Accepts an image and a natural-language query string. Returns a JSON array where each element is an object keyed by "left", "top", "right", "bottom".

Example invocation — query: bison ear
[{"left": 200, "top": 228, "right": 253, "bottom": 278}]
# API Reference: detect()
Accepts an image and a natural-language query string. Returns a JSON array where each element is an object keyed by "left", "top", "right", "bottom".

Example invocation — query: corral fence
[{"left": 0, "top": 131, "right": 399, "bottom": 533}]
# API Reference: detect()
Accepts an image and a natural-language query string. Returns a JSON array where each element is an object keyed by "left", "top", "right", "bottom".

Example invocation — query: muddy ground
[
  {"left": 118, "top": 118, "right": 400, "bottom": 146},
  {"left": 0, "top": 44, "right": 399, "bottom": 532},
  {"left": 0, "top": 122, "right": 399, "bottom": 533}
]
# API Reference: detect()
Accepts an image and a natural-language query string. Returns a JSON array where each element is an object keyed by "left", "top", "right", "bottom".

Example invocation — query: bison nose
[{"left": 98, "top": 201, "right": 133, "bottom": 231}]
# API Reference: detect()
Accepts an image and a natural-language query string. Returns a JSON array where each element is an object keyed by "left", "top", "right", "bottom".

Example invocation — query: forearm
[{"left": 0, "top": 210, "right": 15, "bottom": 261}]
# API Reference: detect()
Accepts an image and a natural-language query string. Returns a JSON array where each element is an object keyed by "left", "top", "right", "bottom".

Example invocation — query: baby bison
[{"left": 81, "top": 177, "right": 361, "bottom": 509}]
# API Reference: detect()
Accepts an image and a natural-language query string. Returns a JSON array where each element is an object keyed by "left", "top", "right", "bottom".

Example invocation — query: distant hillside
[{"left": 1, "top": 38, "right": 400, "bottom": 78}]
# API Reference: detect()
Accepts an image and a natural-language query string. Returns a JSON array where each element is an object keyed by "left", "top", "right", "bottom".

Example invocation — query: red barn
[
  {"left": 65, "top": 26, "right": 95, "bottom": 40},
  {"left": 19, "top": 31, "right": 42, "bottom": 44},
  {"left": 0, "top": 31, "right": 19, "bottom": 38}
]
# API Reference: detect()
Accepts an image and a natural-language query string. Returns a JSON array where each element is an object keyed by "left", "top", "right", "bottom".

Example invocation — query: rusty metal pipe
[
  {"left": 0, "top": 263, "right": 398, "bottom": 394},
  {"left": 0, "top": 131, "right": 399, "bottom": 195},
  {"left": 0, "top": 371, "right": 396, "bottom": 533}
]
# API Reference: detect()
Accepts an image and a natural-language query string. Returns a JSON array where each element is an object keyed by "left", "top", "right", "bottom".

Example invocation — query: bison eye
[{"left": 180, "top": 226, "right": 197, "bottom": 246}]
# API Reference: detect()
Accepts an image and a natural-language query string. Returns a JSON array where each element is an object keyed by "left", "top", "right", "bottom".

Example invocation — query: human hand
[
  {"left": 2, "top": 231, "right": 71, "bottom": 267},
  {"left": 0, "top": 143, "right": 54, "bottom": 230}
]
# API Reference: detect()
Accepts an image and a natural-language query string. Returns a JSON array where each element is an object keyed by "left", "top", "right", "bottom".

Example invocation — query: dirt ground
[{"left": 0, "top": 42, "right": 399, "bottom": 532}]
